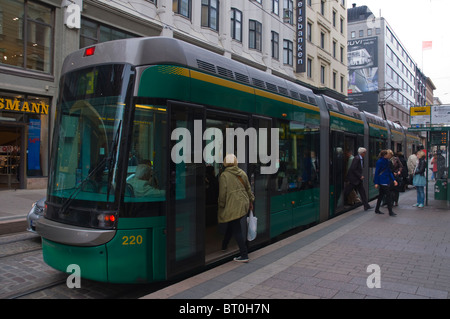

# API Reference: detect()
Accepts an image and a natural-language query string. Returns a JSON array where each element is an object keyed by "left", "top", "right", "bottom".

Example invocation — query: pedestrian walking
[
  {"left": 407, "top": 149, "right": 418, "bottom": 187},
  {"left": 391, "top": 151, "right": 404, "bottom": 206},
  {"left": 343, "top": 147, "right": 371, "bottom": 210},
  {"left": 412, "top": 150, "right": 427, "bottom": 208},
  {"left": 397, "top": 151, "right": 408, "bottom": 192},
  {"left": 218, "top": 154, "right": 255, "bottom": 262},
  {"left": 374, "top": 150, "right": 398, "bottom": 217}
]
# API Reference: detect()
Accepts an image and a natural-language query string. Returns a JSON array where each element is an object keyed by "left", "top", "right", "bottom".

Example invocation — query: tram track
[{"left": 0, "top": 231, "right": 170, "bottom": 299}]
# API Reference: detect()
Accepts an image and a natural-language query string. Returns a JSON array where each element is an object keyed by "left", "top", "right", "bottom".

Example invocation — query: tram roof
[{"left": 62, "top": 36, "right": 318, "bottom": 104}]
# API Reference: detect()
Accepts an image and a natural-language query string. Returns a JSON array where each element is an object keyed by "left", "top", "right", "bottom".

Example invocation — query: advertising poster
[
  {"left": 28, "top": 119, "right": 41, "bottom": 172},
  {"left": 348, "top": 37, "right": 379, "bottom": 113}
]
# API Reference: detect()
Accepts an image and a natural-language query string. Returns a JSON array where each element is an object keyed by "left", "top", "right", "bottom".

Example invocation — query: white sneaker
[
  {"left": 233, "top": 256, "right": 249, "bottom": 263},
  {"left": 412, "top": 203, "right": 419, "bottom": 207},
  {"left": 418, "top": 204, "right": 424, "bottom": 208}
]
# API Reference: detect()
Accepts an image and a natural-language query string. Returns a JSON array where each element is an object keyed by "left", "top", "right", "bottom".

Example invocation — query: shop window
[
  {"left": 80, "top": 18, "right": 137, "bottom": 49},
  {"left": 0, "top": 91, "right": 50, "bottom": 182},
  {"left": 0, "top": 0, "right": 53, "bottom": 74}
]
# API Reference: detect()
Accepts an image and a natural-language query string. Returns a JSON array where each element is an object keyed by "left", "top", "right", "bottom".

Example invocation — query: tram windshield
[{"left": 48, "top": 64, "right": 133, "bottom": 207}]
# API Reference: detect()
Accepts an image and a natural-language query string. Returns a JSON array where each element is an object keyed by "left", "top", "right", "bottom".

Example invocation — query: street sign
[
  {"left": 431, "top": 105, "right": 450, "bottom": 125},
  {"left": 410, "top": 106, "right": 431, "bottom": 126}
]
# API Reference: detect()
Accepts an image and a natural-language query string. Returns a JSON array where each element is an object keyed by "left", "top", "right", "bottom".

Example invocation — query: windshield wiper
[{"left": 59, "top": 120, "right": 122, "bottom": 216}]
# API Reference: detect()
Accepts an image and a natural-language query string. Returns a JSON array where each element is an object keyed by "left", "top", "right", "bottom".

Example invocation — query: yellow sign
[
  {"left": 0, "top": 98, "right": 48, "bottom": 115},
  {"left": 410, "top": 106, "right": 431, "bottom": 116}
]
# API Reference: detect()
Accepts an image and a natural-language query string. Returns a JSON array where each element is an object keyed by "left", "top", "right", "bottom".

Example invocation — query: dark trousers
[
  {"left": 344, "top": 181, "right": 369, "bottom": 209},
  {"left": 376, "top": 185, "right": 394, "bottom": 214},
  {"left": 222, "top": 216, "right": 248, "bottom": 259}
]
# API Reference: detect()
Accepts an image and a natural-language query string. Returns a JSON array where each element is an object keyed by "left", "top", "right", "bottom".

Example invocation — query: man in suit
[{"left": 343, "top": 147, "right": 371, "bottom": 211}]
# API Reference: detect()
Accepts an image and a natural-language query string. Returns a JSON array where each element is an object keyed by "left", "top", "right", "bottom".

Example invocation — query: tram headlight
[{"left": 96, "top": 212, "right": 118, "bottom": 229}]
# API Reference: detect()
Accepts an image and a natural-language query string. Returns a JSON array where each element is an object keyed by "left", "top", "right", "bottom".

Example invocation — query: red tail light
[{"left": 84, "top": 46, "right": 95, "bottom": 57}]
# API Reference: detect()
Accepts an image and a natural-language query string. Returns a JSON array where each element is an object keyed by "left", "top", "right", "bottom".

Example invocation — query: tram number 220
[{"left": 122, "top": 235, "right": 143, "bottom": 245}]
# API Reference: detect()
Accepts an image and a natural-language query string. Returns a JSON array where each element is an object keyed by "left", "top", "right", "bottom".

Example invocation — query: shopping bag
[{"left": 247, "top": 210, "right": 257, "bottom": 241}]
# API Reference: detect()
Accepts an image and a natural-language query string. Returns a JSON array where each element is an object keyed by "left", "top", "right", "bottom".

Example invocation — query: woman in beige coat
[{"left": 218, "top": 154, "right": 255, "bottom": 262}]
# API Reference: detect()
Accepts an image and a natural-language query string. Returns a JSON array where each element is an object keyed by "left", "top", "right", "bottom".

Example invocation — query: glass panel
[
  {"left": 80, "top": 19, "right": 98, "bottom": 40},
  {"left": 27, "top": 1, "right": 51, "bottom": 24},
  {"left": 1, "top": 0, "right": 24, "bottom": 68},
  {"left": 277, "top": 120, "right": 320, "bottom": 192},
  {"left": 170, "top": 109, "right": 203, "bottom": 262},
  {"left": 26, "top": 21, "right": 51, "bottom": 72},
  {"left": 48, "top": 65, "right": 131, "bottom": 205},
  {"left": 123, "top": 104, "right": 167, "bottom": 218}
]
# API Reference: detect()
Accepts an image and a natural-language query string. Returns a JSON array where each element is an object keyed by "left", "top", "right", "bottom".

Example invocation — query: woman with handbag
[
  {"left": 374, "top": 150, "right": 398, "bottom": 216},
  {"left": 412, "top": 150, "right": 427, "bottom": 208},
  {"left": 218, "top": 154, "right": 255, "bottom": 262}
]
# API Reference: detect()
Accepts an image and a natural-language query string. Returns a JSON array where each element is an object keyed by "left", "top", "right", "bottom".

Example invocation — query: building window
[
  {"left": 231, "top": 8, "right": 242, "bottom": 42},
  {"left": 80, "top": 18, "right": 137, "bottom": 49},
  {"left": 320, "top": 65, "right": 326, "bottom": 84},
  {"left": 307, "top": 22, "right": 312, "bottom": 42},
  {"left": 201, "top": 0, "right": 219, "bottom": 31},
  {"left": 272, "top": 0, "right": 279, "bottom": 15},
  {"left": 340, "top": 46, "right": 344, "bottom": 63},
  {"left": 173, "top": 0, "right": 191, "bottom": 19},
  {"left": 271, "top": 31, "right": 279, "bottom": 60},
  {"left": 332, "top": 10, "right": 336, "bottom": 27},
  {"left": 367, "top": 29, "right": 372, "bottom": 36},
  {"left": 283, "top": 39, "right": 293, "bottom": 65},
  {"left": 320, "top": 0, "right": 325, "bottom": 15},
  {"left": 249, "top": 20, "right": 262, "bottom": 51},
  {"left": 333, "top": 71, "right": 337, "bottom": 89},
  {"left": 307, "top": 58, "right": 313, "bottom": 78},
  {"left": 1, "top": 0, "right": 54, "bottom": 74},
  {"left": 359, "top": 30, "right": 364, "bottom": 37},
  {"left": 351, "top": 31, "right": 356, "bottom": 38},
  {"left": 320, "top": 32, "right": 325, "bottom": 49},
  {"left": 333, "top": 41, "right": 337, "bottom": 58},
  {"left": 283, "top": 0, "right": 294, "bottom": 24},
  {"left": 340, "top": 75, "right": 345, "bottom": 93}
]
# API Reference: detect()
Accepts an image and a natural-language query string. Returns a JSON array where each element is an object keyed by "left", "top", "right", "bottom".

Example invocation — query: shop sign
[
  {"left": 0, "top": 98, "right": 49, "bottom": 115},
  {"left": 296, "top": 1, "right": 306, "bottom": 73}
]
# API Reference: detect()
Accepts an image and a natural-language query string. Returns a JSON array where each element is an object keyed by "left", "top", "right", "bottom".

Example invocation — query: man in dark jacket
[{"left": 343, "top": 147, "right": 371, "bottom": 210}]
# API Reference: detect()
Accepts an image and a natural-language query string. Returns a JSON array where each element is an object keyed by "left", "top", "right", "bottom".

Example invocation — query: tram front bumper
[{"left": 36, "top": 217, "right": 116, "bottom": 246}]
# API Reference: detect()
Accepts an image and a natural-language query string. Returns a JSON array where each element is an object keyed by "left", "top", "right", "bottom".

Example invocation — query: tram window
[
  {"left": 276, "top": 120, "right": 320, "bottom": 192},
  {"left": 124, "top": 104, "right": 167, "bottom": 217}
]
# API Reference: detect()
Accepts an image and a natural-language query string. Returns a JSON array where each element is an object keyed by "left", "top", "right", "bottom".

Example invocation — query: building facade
[
  {"left": 0, "top": 0, "right": 347, "bottom": 189},
  {"left": 347, "top": 4, "right": 416, "bottom": 128}
]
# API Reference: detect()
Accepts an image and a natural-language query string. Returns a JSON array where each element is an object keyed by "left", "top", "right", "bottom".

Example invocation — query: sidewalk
[
  {"left": 143, "top": 183, "right": 450, "bottom": 299},
  {"left": 0, "top": 188, "right": 46, "bottom": 235}
]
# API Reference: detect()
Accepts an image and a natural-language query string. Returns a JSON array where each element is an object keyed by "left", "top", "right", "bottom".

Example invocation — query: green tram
[{"left": 37, "top": 37, "right": 418, "bottom": 283}]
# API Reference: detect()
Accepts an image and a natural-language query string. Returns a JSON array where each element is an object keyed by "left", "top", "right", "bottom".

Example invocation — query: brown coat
[{"left": 218, "top": 166, "right": 255, "bottom": 223}]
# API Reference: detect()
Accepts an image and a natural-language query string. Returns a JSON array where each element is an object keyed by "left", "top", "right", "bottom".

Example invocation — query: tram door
[
  {"left": 204, "top": 111, "right": 249, "bottom": 263},
  {"left": 331, "top": 131, "right": 357, "bottom": 215},
  {"left": 167, "top": 102, "right": 205, "bottom": 278}
]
